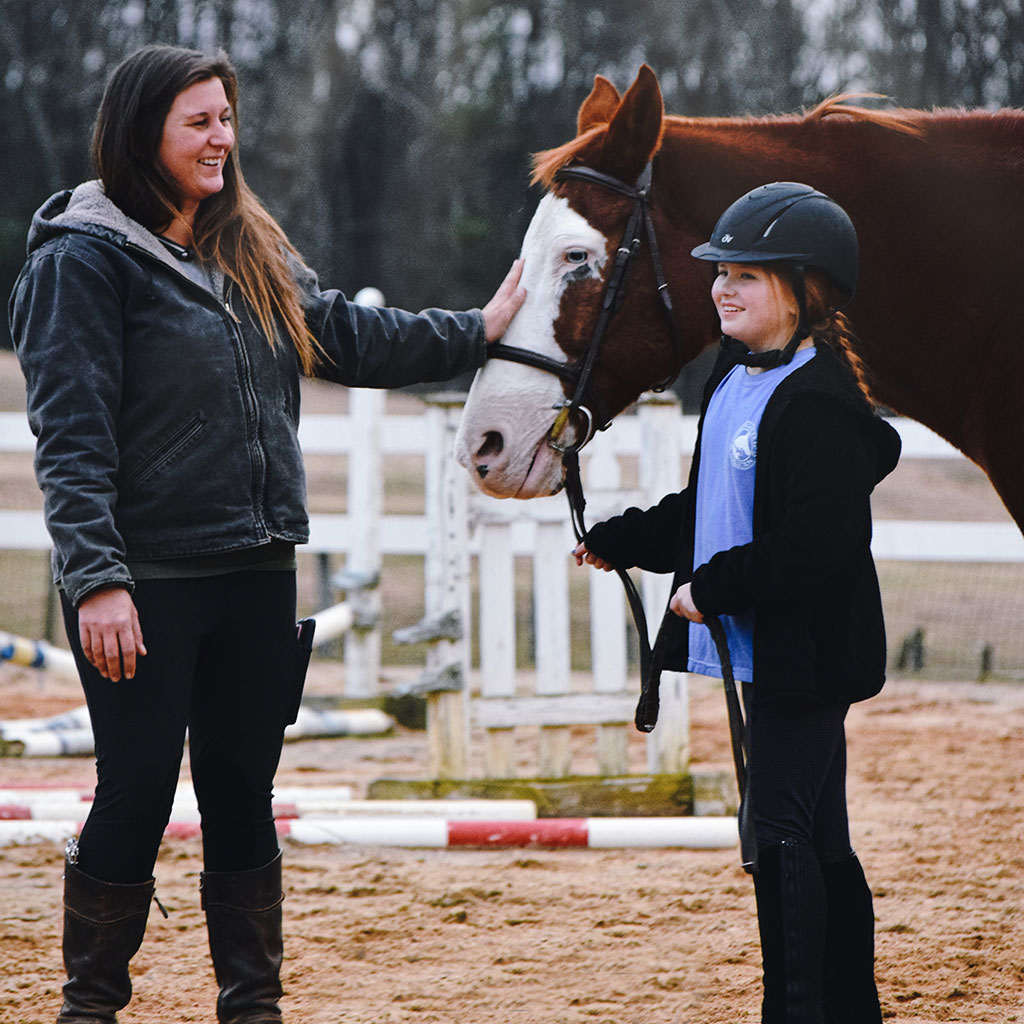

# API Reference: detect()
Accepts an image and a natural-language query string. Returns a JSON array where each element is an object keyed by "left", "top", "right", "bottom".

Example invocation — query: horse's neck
[
  {"left": 660, "top": 111, "right": 1023, "bottom": 214},
  {"left": 659, "top": 119, "right": 867, "bottom": 218}
]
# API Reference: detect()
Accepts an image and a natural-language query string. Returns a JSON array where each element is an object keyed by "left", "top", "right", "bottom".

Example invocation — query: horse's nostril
[{"left": 477, "top": 431, "right": 504, "bottom": 459}]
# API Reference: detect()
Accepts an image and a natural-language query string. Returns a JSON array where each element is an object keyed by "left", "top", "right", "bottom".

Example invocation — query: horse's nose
[
  {"left": 474, "top": 431, "right": 504, "bottom": 479},
  {"left": 478, "top": 431, "right": 504, "bottom": 457}
]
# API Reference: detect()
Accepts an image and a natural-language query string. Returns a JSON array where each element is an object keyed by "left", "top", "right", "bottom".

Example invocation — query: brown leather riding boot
[
  {"left": 201, "top": 851, "right": 285, "bottom": 1023},
  {"left": 57, "top": 859, "right": 154, "bottom": 1023}
]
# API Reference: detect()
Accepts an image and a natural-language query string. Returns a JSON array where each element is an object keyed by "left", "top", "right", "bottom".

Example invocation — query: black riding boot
[
  {"left": 57, "top": 859, "right": 154, "bottom": 1023},
  {"left": 201, "top": 851, "right": 284, "bottom": 1023},
  {"left": 752, "top": 838, "right": 828, "bottom": 1024},
  {"left": 820, "top": 854, "right": 882, "bottom": 1024}
]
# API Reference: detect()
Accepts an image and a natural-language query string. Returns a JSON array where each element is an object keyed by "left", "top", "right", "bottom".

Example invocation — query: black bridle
[
  {"left": 486, "top": 160, "right": 683, "bottom": 731},
  {"left": 486, "top": 163, "right": 750, "bottom": 862}
]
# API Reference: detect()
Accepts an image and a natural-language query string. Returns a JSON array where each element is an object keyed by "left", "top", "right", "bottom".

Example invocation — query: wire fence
[{"left": 880, "top": 561, "right": 1024, "bottom": 682}]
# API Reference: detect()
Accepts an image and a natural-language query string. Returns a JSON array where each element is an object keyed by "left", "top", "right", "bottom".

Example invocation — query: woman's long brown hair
[{"left": 92, "top": 44, "right": 320, "bottom": 374}]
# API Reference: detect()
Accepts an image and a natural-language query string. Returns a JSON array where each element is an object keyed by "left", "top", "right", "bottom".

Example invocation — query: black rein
[
  {"left": 484, "top": 160, "right": 743, "bottom": 751},
  {"left": 485, "top": 158, "right": 753, "bottom": 865},
  {"left": 487, "top": 160, "right": 682, "bottom": 728}
]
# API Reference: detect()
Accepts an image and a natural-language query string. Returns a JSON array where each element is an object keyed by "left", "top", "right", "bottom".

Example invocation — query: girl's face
[
  {"left": 711, "top": 263, "right": 799, "bottom": 352},
  {"left": 157, "top": 76, "right": 235, "bottom": 223}
]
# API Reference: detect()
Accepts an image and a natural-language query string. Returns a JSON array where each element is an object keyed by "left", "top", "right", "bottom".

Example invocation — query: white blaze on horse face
[{"left": 454, "top": 194, "right": 610, "bottom": 499}]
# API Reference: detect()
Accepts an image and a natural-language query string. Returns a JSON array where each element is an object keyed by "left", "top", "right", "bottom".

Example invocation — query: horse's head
[{"left": 455, "top": 65, "right": 717, "bottom": 498}]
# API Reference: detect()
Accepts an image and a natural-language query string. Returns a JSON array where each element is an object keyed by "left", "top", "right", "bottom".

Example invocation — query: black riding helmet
[{"left": 691, "top": 182, "right": 859, "bottom": 367}]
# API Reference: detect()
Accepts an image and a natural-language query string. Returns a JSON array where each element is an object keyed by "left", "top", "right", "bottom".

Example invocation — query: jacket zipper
[{"left": 223, "top": 284, "right": 269, "bottom": 537}]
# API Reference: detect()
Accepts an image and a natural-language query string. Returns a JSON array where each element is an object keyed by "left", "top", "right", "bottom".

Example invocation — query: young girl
[
  {"left": 574, "top": 182, "right": 900, "bottom": 1023},
  {"left": 10, "top": 44, "right": 524, "bottom": 1024}
]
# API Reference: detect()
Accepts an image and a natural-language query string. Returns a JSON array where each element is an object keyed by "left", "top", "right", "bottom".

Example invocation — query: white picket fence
[{"left": 3, "top": 396, "right": 1023, "bottom": 782}]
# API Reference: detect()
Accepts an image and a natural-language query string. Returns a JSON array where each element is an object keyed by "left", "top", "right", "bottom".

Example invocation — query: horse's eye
[{"left": 565, "top": 249, "right": 589, "bottom": 265}]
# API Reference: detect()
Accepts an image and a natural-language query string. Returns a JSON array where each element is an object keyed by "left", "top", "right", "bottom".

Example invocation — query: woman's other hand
[
  {"left": 572, "top": 542, "right": 615, "bottom": 572},
  {"left": 77, "top": 587, "right": 147, "bottom": 681},
  {"left": 669, "top": 582, "right": 704, "bottom": 623},
  {"left": 482, "top": 258, "right": 527, "bottom": 342}
]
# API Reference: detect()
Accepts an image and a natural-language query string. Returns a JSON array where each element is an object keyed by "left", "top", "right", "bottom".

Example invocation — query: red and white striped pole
[{"left": 0, "top": 815, "right": 736, "bottom": 850}]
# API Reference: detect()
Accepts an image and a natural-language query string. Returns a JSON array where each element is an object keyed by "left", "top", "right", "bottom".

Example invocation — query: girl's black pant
[
  {"left": 742, "top": 683, "right": 853, "bottom": 863},
  {"left": 61, "top": 571, "right": 298, "bottom": 884}
]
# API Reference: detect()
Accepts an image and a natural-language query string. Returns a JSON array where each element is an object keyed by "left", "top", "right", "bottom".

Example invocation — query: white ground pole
[{"left": 0, "top": 784, "right": 537, "bottom": 823}]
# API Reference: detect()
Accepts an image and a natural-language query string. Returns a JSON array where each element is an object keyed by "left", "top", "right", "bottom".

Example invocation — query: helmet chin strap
[{"left": 732, "top": 263, "right": 809, "bottom": 369}]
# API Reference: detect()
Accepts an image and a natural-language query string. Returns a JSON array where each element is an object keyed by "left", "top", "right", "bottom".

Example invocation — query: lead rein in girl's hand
[
  {"left": 669, "top": 581, "right": 704, "bottom": 624},
  {"left": 573, "top": 541, "right": 705, "bottom": 627},
  {"left": 571, "top": 541, "right": 616, "bottom": 572}
]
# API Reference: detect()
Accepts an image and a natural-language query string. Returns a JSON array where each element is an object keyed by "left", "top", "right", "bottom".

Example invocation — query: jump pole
[
  {"left": 0, "top": 630, "right": 78, "bottom": 680},
  {"left": 0, "top": 791, "right": 538, "bottom": 823},
  {"left": 0, "top": 815, "right": 737, "bottom": 850}
]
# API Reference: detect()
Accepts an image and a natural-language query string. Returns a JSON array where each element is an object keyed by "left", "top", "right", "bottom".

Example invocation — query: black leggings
[
  {"left": 742, "top": 683, "right": 853, "bottom": 863},
  {"left": 61, "top": 571, "right": 298, "bottom": 883}
]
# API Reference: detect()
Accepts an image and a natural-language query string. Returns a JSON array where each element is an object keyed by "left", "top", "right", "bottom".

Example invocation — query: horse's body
[{"left": 454, "top": 67, "right": 1024, "bottom": 530}]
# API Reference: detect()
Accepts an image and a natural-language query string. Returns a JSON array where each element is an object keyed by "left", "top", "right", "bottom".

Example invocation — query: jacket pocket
[{"left": 124, "top": 412, "right": 207, "bottom": 489}]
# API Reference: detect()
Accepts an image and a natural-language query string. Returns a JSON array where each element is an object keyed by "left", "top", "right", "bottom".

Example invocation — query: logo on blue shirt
[{"left": 730, "top": 420, "right": 758, "bottom": 470}]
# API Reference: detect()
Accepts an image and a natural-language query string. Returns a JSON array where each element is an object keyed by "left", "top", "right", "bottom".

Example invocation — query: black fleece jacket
[{"left": 584, "top": 339, "right": 902, "bottom": 708}]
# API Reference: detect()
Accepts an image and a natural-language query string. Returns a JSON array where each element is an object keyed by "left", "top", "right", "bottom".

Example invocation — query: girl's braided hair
[{"left": 803, "top": 270, "right": 876, "bottom": 405}]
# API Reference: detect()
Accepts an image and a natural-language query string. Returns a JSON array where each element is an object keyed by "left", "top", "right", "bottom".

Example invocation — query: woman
[
  {"left": 574, "top": 182, "right": 900, "bottom": 1023},
  {"left": 9, "top": 44, "right": 524, "bottom": 1024}
]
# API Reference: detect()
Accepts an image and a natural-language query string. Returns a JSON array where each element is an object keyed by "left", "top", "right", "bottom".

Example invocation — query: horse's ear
[
  {"left": 599, "top": 64, "right": 664, "bottom": 181},
  {"left": 577, "top": 75, "right": 621, "bottom": 134}
]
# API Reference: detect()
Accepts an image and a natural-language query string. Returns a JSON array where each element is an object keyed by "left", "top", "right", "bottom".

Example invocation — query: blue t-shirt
[{"left": 688, "top": 346, "right": 816, "bottom": 682}]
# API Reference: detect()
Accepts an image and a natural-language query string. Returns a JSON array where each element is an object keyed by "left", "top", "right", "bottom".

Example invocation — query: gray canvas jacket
[{"left": 9, "top": 182, "right": 486, "bottom": 605}]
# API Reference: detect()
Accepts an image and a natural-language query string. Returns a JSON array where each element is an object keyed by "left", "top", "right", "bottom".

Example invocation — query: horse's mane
[
  {"left": 531, "top": 126, "right": 604, "bottom": 187},
  {"left": 800, "top": 93, "right": 924, "bottom": 135},
  {"left": 531, "top": 93, "right": 924, "bottom": 187}
]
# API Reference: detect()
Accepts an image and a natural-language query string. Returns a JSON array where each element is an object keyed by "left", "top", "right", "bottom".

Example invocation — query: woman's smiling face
[
  {"left": 711, "top": 263, "right": 799, "bottom": 352},
  {"left": 157, "top": 76, "right": 235, "bottom": 224}
]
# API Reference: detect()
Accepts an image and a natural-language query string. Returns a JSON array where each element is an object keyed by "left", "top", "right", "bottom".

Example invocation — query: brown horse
[{"left": 454, "top": 65, "right": 1024, "bottom": 530}]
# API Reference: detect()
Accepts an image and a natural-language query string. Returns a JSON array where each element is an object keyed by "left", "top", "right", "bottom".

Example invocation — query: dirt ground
[
  {"left": 2, "top": 665, "right": 1022, "bottom": 1024},
  {"left": 2, "top": 349, "right": 1023, "bottom": 1021}
]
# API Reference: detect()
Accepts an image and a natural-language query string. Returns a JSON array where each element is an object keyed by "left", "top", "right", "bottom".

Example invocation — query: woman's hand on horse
[
  {"left": 482, "top": 258, "right": 527, "bottom": 342},
  {"left": 572, "top": 542, "right": 615, "bottom": 572},
  {"left": 670, "top": 582, "right": 704, "bottom": 624},
  {"left": 77, "top": 586, "right": 147, "bottom": 682}
]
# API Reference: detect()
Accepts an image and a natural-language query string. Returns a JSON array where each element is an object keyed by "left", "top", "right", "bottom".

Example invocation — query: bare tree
[{"left": 4, "top": 0, "right": 1022, "bottom": 353}]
